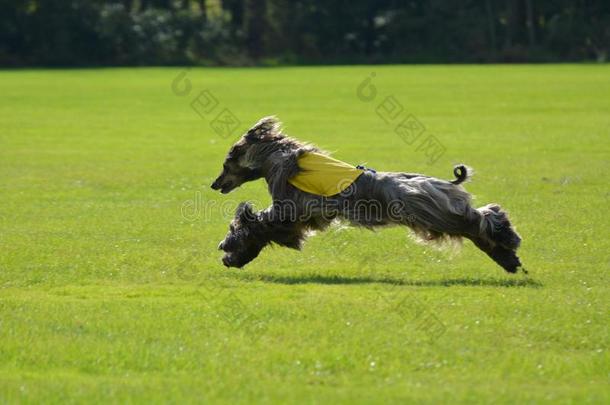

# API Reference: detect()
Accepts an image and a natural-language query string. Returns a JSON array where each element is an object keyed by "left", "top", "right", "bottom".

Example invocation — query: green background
[{"left": 0, "top": 65, "right": 608, "bottom": 403}]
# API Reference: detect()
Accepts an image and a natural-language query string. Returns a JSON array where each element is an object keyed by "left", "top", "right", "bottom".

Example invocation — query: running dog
[{"left": 212, "top": 116, "right": 523, "bottom": 273}]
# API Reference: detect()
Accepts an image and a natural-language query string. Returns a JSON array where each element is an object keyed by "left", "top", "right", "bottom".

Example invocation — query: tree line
[{"left": 1, "top": 0, "right": 608, "bottom": 66}]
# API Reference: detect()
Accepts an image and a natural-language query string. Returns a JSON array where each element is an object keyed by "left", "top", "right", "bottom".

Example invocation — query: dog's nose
[{"left": 211, "top": 180, "right": 221, "bottom": 190}]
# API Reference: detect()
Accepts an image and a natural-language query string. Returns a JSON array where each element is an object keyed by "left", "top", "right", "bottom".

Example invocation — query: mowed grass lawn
[{"left": 0, "top": 65, "right": 608, "bottom": 403}]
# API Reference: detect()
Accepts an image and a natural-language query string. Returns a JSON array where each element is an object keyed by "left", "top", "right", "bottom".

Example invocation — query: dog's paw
[
  {"left": 221, "top": 253, "right": 235, "bottom": 267},
  {"left": 490, "top": 247, "right": 522, "bottom": 273}
]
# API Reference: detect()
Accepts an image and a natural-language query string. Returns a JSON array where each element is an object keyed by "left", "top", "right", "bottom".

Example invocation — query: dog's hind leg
[
  {"left": 468, "top": 236, "right": 522, "bottom": 273},
  {"left": 476, "top": 204, "right": 522, "bottom": 251},
  {"left": 463, "top": 204, "right": 523, "bottom": 273},
  {"left": 446, "top": 204, "right": 521, "bottom": 273}
]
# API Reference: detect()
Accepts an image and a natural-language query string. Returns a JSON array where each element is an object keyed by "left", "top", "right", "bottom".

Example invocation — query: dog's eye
[{"left": 229, "top": 224, "right": 235, "bottom": 232}]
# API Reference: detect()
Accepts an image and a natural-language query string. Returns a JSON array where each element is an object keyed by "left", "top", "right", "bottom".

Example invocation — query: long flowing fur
[{"left": 213, "top": 116, "right": 523, "bottom": 272}]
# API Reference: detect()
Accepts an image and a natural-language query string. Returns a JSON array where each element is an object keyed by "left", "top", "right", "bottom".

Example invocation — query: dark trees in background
[
  {"left": 245, "top": 0, "right": 266, "bottom": 59},
  {"left": 223, "top": 0, "right": 244, "bottom": 29},
  {"left": 0, "top": 0, "right": 608, "bottom": 66}
]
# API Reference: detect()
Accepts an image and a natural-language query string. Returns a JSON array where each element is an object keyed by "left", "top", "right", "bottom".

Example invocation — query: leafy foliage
[{"left": 0, "top": 1, "right": 609, "bottom": 65}]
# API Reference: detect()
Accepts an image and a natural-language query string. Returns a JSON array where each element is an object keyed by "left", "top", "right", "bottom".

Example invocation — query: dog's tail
[{"left": 451, "top": 164, "right": 472, "bottom": 185}]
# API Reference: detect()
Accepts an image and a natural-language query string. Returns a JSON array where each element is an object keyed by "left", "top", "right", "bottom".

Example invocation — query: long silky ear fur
[{"left": 245, "top": 116, "right": 283, "bottom": 142}]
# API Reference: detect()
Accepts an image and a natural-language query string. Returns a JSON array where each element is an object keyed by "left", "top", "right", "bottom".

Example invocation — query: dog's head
[
  {"left": 218, "top": 202, "right": 266, "bottom": 268},
  {"left": 211, "top": 116, "right": 283, "bottom": 194}
]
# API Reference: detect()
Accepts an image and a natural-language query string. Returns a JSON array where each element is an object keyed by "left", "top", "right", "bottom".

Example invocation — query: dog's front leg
[
  {"left": 259, "top": 205, "right": 307, "bottom": 250},
  {"left": 219, "top": 203, "right": 307, "bottom": 268}
]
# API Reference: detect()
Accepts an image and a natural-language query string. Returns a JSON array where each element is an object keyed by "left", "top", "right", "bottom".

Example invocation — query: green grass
[{"left": 0, "top": 65, "right": 609, "bottom": 403}]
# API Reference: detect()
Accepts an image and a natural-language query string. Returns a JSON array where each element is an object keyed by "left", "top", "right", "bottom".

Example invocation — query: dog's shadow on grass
[{"left": 245, "top": 274, "right": 542, "bottom": 288}]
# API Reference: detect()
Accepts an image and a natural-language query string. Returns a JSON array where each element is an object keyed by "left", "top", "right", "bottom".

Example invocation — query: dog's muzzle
[
  {"left": 211, "top": 179, "right": 234, "bottom": 194},
  {"left": 211, "top": 178, "right": 222, "bottom": 190}
]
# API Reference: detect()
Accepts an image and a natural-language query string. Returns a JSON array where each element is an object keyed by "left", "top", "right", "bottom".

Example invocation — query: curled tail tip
[{"left": 451, "top": 164, "right": 472, "bottom": 185}]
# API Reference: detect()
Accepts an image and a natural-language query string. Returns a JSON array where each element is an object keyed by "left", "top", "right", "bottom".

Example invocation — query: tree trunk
[
  {"left": 245, "top": 0, "right": 266, "bottom": 60},
  {"left": 224, "top": 0, "right": 245, "bottom": 29},
  {"left": 485, "top": 0, "right": 497, "bottom": 59},
  {"left": 504, "top": 0, "right": 515, "bottom": 48},
  {"left": 198, "top": 0, "right": 207, "bottom": 20},
  {"left": 525, "top": 0, "right": 536, "bottom": 46}
]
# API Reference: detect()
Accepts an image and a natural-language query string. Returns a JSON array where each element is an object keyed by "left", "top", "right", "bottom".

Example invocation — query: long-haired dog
[{"left": 212, "top": 116, "right": 523, "bottom": 273}]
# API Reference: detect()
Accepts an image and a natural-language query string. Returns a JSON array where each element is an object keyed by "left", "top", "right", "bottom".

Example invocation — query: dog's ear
[
  {"left": 236, "top": 202, "right": 256, "bottom": 222},
  {"left": 245, "top": 116, "right": 283, "bottom": 142}
]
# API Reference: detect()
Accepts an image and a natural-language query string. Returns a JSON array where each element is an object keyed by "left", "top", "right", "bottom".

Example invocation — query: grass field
[{"left": 1, "top": 65, "right": 609, "bottom": 403}]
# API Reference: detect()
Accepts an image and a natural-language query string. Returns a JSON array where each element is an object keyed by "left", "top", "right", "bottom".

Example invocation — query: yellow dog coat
[{"left": 287, "top": 152, "right": 365, "bottom": 196}]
